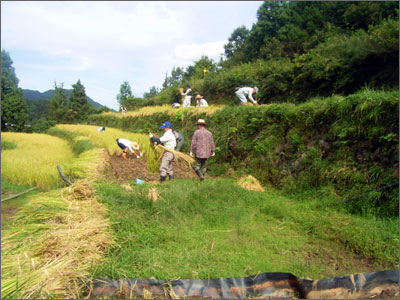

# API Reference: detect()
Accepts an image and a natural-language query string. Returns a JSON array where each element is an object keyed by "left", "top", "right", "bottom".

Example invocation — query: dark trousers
[
  {"left": 116, "top": 139, "right": 127, "bottom": 151},
  {"left": 193, "top": 157, "right": 208, "bottom": 175}
]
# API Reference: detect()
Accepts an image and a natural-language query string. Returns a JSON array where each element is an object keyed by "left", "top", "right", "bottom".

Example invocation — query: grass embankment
[
  {"left": 92, "top": 178, "right": 398, "bottom": 281},
  {"left": 54, "top": 124, "right": 162, "bottom": 173},
  {"left": 1, "top": 130, "right": 113, "bottom": 298}
]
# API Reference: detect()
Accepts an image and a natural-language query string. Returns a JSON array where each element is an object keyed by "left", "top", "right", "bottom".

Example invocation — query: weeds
[{"left": 92, "top": 178, "right": 398, "bottom": 281}]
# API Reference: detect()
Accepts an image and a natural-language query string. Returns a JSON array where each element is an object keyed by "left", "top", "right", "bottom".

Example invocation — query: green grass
[
  {"left": 92, "top": 178, "right": 398, "bottom": 281},
  {"left": 1, "top": 140, "right": 17, "bottom": 150},
  {"left": 1, "top": 179, "right": 39, "bottom": 228},
  {"left": 47, "top": 127, "right": 94, "bottom": 155}
]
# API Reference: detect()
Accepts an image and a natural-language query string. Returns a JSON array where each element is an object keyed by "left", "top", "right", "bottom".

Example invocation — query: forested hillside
[{"left": 23, "top": 89, "right": 103, "bottom": 108}]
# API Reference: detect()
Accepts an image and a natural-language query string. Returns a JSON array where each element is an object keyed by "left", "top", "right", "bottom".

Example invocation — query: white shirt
[
  {"left": 196, "top": 98, "right": 208, "bottom": 107},
  {"left": 159, "top": 129, "right": 176, "bottom": 150},
  {"left": 239, "top": 87, "right": 256, "bottom": 103},
  {"left": 117, "top": 138, "right": 134, "bottom": 153}
]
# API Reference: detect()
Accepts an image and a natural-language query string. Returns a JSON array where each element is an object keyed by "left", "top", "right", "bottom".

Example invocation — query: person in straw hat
[
  {"left": 195, "top": 94, "right": 208, "bottom": 107},
  {"left": 235, "top": 86, "right": 259, "bottom": 105},
  {"left": 116, "top": 138, "right": 143, "bottom": 159},
  {"left": 190, "top": 119, "right": 215, "bottom": 181},
  {"left": 149, "top": 121, "right": 177, "bottom": 182}
]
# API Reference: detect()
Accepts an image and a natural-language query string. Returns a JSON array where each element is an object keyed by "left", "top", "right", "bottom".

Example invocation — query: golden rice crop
[
  {"left": 56, "top": 124, "right": 163, "bottom": 173},
  {"left": 101, "top": 104, "right": 225, "bottom": 118},
  {"left": 1, "top": 132, "right": 74, "bottom": 190}
]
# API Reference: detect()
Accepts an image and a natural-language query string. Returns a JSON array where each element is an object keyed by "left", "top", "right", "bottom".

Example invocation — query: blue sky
[{"left": 1, "top": 1, "right": 263, "bottom": 110}]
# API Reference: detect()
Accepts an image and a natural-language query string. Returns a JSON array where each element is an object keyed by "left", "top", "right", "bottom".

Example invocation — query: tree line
[{"left": 1, "top": 50, "right": 111, "bottom": 132}]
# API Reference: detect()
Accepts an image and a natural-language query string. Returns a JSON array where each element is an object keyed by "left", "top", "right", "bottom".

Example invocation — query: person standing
[
  {"left": 181, "top": 84, "right": 193, "bottom": 107},
  {"left": 173, "top": 130, "right": 185, "bottom": 152},
  {"left": 235, "top": 86, "right": 259, "bottom": 105},
  {"left": 190, "top": 119, "right": 215, "bottom": 181},
  {"left": 150, "top": 121, "right": 177, "bottom": 182},
  {"left": 195, "top": 95, "right": 209, "bottom": 107}
]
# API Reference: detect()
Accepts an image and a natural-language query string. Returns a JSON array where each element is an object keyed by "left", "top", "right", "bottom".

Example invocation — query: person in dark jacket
[{"left": 173, "top": 130, "right": 185, "bottom": 152}]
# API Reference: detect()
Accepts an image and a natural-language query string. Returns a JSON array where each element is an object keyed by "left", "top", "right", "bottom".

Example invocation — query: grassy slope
[{"left": 92, "top": 178, "right": 398, "bottom": 281}]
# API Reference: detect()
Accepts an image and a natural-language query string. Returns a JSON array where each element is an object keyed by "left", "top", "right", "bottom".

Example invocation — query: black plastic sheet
[{"left": 91, "top": 270, "right": 398, "bottom": 299}]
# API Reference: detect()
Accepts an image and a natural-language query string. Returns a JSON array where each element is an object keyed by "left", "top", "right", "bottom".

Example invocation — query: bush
[{"left": 31, "top": 118, "right": 57, "bottom": 133}]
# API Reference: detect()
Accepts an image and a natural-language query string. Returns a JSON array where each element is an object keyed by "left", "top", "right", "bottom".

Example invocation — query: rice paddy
[
  {"left": 1, "top": 129, "right": 112, "bottom": 298},
  {"left": 55, "top": 124, "right": 163, "bottom": 172},
  {"left": 1, "top": 132, "right": 74, "bottom": 190},
  {"left": 102, "top": 104, "right": 225, "bottom": 118}
]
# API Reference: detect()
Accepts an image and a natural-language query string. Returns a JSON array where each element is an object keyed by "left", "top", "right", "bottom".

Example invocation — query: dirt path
[{"left": 103, "top": 153, "right": 198, "bottom": 183}]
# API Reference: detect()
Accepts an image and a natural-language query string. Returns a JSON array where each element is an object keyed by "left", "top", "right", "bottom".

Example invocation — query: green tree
[
  {"left": 162, "top": 67, "right": 184, "bottom": 88},
  {"left": 143, "top": 86, "right": 159, "bottom": 99},
  {"left": 184, "top": 56, "right": 217, "bottom": 80},
  {"left": 69, "top": 79, "right": 88, "bottom": 122},
  {"left": 223, "top": 26, "right": 250, "bottom": 59},
  {"left": 1, "top": 88, "right": 29, "bottom": 131},
  {"left": 1, "top": 50, "right": 19, "bottom": 94},
  {"left": 1, "top": 50, "right": 28, "bottom": 131},
  {"left": 117, "top": 81, "right": 133, "bottom": 108},
  {"left": 48, "top": 82, "right": 68, "bottom": 122}
]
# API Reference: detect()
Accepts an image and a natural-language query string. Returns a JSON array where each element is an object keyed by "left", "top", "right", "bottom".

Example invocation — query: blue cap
[{"left": 160, "top": 121, "right": 172, "bottom": 129}]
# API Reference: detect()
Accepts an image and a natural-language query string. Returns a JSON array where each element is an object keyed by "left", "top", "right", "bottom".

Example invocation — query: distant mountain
[{"left": 23, "top": 89, "right": 104, "bottom": 108}]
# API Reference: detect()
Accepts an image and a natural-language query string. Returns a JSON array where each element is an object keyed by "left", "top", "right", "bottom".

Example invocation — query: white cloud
[
  {"left": 174, "top": 40, "right": 227, "bottom": 61},
  {"left": 1, "top": 1, "right": 263, "bottom": 110},
  {"left": 1, "top": 1, "right": 184, "bottom": 55}
]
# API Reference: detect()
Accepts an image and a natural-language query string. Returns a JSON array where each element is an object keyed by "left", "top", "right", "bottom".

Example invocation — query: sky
[{"left": 1, "top": 1, "right": 263, "bottom": 110}]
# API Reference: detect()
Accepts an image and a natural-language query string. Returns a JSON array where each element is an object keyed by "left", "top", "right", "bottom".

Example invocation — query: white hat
[{"left": 196, "top": 119, "right": 206, "bottom": 125}]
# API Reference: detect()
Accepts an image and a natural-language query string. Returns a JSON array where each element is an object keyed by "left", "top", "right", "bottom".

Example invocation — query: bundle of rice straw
[
  {"left": 157, "top": 144, "right": 195, "bottom": 164},
  {"left": 237, "top": 175, "right": 265, "bottom": 192},
  {"left": 147, "top": 188, "right": 159, "bottom": 202}
]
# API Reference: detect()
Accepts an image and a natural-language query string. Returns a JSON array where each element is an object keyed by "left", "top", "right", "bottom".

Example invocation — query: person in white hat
[
  {"left": 116, "top": 138, "right": 143, "bottom": 159},
  {"left": 190, "top": 119, "right": 215, "bottom": 181},
  {"left": 195, "top": 94, "right": 209, "bottom": 107},
  {"left": 235, "top": 86, "right": 259, "bottom": 105}
]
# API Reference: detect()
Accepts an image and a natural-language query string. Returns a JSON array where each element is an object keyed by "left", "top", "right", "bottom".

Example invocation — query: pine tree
[
  {"left": 1, "top": 50, "right": 28, "bottom": 131},
  {"left": 1, "top": 88, "right": 29, "bottom": 131},
  {"left": 69, "top": 79, "right": 88, "bottom": 122},
  {"left": 116, "top": 81, "right": 133, "bottom": 109},
  {"left": 48, "top": 81, "right": 68, "bottom": 122}
]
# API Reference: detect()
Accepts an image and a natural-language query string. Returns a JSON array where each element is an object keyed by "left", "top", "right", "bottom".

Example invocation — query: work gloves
[
  {"left": 211, "top": 152, "right": 215, "bottom": 157},
  {"left": 149, "top": 133, "right": 153, "bottom": 138},
  {"left": 190, "top": 152, "right": 194, "bottom": 157}
]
